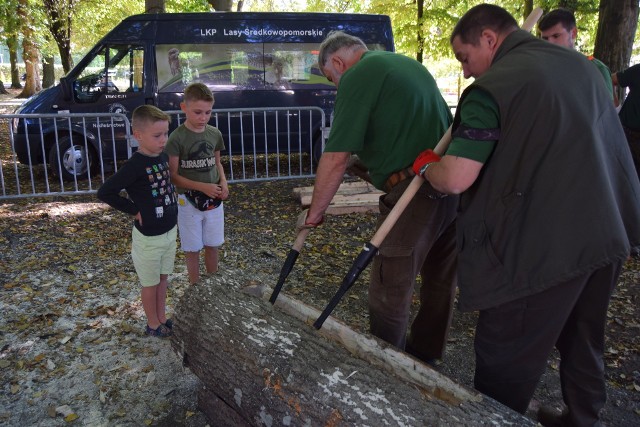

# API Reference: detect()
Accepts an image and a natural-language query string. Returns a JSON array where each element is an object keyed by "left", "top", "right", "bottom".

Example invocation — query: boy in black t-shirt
[{"left": 97, "top": 105, "right": 178, "bottom": 338}]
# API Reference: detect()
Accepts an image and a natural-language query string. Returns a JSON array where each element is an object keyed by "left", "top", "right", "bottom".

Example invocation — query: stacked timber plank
[{"left": 292, "top": 180, "right": 382, "bottom": 214}]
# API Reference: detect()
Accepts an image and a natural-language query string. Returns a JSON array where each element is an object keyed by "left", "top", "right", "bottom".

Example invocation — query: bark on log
[{"left": 171, "top": 270, "right": 534, "bottom": 426}]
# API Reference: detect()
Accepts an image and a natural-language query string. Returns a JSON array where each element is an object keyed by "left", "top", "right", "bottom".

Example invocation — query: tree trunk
[
  {"left": 8, "top": 36, "right": 22, "bottom": 89},
  {"left": 523, "top": 0, "right": 533, "bottom": 29},
  {"left": 19, "top": 37, "right": 40, "bottom": 98},
  {"left": 594, "top": 0, "right": 639, "bottom": 74},
  {"left": 17, "top": 0, "right": 40, "bottom": 98},
  {"left": 208, "top": 0, "right": 233, "bottom": 12},
  {"left": 52, "top": 25, "right": 74, "bottom": 74},
  {"left": 0, "top": 82, "right": 8, "bottom": 95},
  {"left": 172, "top": 270, "right": 536, "bottom": 426},
  {"left": 145, "top": 0, "right": 165, "bottom": 13},
  {"left": 416, "top": 0, "right": 424, "bottom": 63},
  {"left": 42, "top": 55, "right": 55, "bottom": 88},
  {"left": 43, "top": 0, "right": 74, "bottom": 74}
]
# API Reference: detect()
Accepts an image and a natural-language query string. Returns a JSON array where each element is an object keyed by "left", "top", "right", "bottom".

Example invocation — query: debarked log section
[{"left": 171, "top": 270, "right": 534, "bottom": 426}]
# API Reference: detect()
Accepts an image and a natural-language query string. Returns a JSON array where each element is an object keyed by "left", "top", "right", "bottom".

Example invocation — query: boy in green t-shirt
[{"left": 165, "top": 83, "right": 228, "bottom": 284}]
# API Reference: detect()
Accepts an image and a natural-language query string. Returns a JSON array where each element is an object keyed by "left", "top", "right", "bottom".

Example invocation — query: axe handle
[
  {"left": 292, "top": 227, "right": 311, "bottom": 252},
  {"left": 522, "top": 7, "right": 544, "bottom": 32}
]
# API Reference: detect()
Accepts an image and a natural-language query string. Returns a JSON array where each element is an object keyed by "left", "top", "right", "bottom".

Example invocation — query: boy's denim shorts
[{"left": 131, "top": 225, "right": 177, "bottom": 287}]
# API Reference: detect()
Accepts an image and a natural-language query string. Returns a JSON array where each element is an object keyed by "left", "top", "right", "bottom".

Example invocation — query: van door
[{"left": 67, "top": 44, "right": 147, "bottom": 164}]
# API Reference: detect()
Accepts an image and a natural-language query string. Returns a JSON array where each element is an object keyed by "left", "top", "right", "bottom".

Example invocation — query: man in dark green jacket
[{"left": 412, "top": 4, "right": 640, "bottom": 426}]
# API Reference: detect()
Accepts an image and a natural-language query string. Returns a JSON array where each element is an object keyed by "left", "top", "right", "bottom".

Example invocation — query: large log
[{"left": 171, "top": 270, "right": 535, "bottom": 426}]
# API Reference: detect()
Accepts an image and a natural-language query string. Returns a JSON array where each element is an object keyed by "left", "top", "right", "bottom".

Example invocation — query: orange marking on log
[
  {"left": 323, "top": 409, "right": 344, "bottom": 427},
  {"left": 264, "top": 370, "right": 304, "bottom": 416}
]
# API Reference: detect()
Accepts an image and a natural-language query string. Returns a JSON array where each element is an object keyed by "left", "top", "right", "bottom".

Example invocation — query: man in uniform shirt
[{"left": 538, "top": 8, "right": 617, "bottom": 104}]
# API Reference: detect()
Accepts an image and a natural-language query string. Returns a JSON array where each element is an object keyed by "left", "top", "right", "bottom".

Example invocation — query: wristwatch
[{"left": 419, "top": 162, "right": 433, "bottom": 176}]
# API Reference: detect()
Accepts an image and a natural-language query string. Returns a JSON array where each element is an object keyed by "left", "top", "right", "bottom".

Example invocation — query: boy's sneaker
[
  {"left": 163, "top": 319, "right": 174, "bottom": 329},
  {"left": 145, "top": 324, "right": 172, "bottom": 338}
]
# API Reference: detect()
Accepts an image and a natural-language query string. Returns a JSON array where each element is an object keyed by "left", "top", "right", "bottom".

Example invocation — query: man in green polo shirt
[{"left": 297, "top": 31, "right": 457, "bottom": 365}]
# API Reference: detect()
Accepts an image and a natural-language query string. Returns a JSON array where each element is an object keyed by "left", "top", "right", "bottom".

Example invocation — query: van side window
[
  {"left": 157, "top": 44, "right": 264, "bottom": 93},
  {"left": 73, "top": 45, "right": 144, "bottom": 103},
  {"left": 156, "top": 42, "right": 343, "bottom": 93},
  {"left": 156, "top": 42, "right": 391, "bottom": 94},
  {"left": 264, "top": 43, "right": 320, "bottom": 89}
]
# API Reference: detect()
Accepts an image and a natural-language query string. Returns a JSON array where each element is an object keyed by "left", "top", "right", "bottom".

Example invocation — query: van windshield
[{"left": 73, "top": 45, "right": 144, "bottom": 102}]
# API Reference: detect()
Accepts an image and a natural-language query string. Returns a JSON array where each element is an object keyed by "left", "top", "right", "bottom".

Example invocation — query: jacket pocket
[{"left": 458, "top": 221, "right": 508, "bottom": 299}]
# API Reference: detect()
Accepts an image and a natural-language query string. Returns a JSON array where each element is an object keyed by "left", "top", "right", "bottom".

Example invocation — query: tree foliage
[
  {"left": 71, "top": 0, "right": 207, "bottom": 56},
  {"left": 1, "top": 0, "right": 637, "bottom": 92},
  {"left": 1, "top": 0, "right": 24, "bottom": 88}
]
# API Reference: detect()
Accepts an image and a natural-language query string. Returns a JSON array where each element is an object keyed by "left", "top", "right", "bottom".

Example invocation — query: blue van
[{"left": 12, "top": 12, "right": 394, "bottom": 180}]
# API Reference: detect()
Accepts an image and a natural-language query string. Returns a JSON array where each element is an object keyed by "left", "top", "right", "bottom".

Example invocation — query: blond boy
[{"left": 98, "top": 105, "right": 177, "bottom": 337}]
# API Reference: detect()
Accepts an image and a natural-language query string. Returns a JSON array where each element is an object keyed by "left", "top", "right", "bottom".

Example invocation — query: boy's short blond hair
[
  {"left": 132, "top": 105, "right": 170, "bottom": 131},
  {"left": 183, "top": 82, "right": 214, "bottom": 104}
]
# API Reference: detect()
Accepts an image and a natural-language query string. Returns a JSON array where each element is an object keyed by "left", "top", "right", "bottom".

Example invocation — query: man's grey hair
[{"left": 317, "top": 31, "right": 368, "bottom": 75}]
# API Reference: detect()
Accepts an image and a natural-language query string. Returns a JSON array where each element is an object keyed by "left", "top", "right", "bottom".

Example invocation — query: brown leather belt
[{"left": 383, "top": 167, "right": 415, "bottom": 192}]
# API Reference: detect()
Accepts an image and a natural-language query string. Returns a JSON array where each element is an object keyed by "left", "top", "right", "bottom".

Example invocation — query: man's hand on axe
[
  {"left": 295, "top": 151, "right": 351, "bottom": 234},
  {"left": 295, "top": 209, "right": 324, "bottom": 234}
]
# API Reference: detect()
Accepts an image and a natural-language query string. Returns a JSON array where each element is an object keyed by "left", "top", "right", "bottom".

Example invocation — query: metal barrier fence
[
  {"left": 1, "top": 112, "right": 133, "bottom": 200},
  {"left": 0, "top": 106, "right": 327, "bottom": 200},
  {"left": 168, "top": 106, "right": 326, "bottom": 183}
]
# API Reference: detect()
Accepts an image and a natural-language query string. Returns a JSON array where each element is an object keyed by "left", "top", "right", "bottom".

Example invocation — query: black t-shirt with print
[{"left": 97, "top": 152, "right": 178, "bottom": 236}]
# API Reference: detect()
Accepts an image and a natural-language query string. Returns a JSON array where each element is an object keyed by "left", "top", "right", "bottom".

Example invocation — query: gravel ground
[
  {"left": 0, "top": 89, "right": 638, "bottom": 425},
  {"left": 0, "top": 179, "right": 638, "bottom": 426}
]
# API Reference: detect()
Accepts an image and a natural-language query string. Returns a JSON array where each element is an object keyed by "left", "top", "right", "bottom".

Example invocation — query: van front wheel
[{"left": 49, "top": 137, "right": 95, "bottom": 181}]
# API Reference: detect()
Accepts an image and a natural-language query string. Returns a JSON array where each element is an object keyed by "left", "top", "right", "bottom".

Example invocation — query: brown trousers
[{"left": 368, "top": 178, "right": 458, "bottom": 361}]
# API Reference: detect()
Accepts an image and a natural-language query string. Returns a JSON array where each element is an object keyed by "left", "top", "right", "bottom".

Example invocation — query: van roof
[
  {"left": 121, "top": 12, "right": 391, "bottom": 22},
  {"left": 105, "top": 12, "right": 393, "bottom": 46}
]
